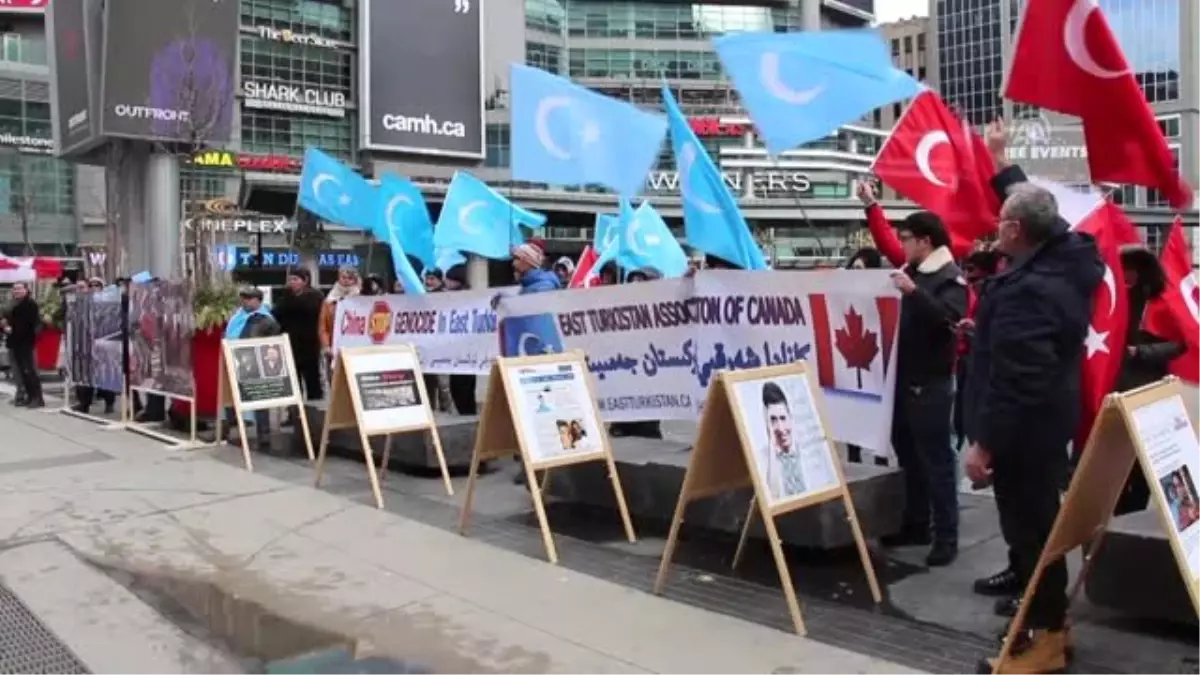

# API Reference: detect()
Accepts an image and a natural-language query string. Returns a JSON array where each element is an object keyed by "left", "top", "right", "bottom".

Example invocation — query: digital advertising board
[
  {"left": 360, "top": 0, "right": 485, "bottom": 159},
  {"left": 47, "top": 0, "right": 95, "bottom": 155}
]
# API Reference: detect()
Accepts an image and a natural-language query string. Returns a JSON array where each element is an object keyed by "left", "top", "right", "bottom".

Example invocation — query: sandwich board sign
[
  {"left": 653, "top": 361, "right": 881, "bottom": 636},
  {"left": 458, "top": 350, "right": 636, "bottom": 563},
  {"left": 315, "top": 344, "right": 451, "bottom": 509},
  {"left": 992, "top": 377, "right": 1199, "bottom": 673},
  {"left": 215, "top": 335, "right": 314, "bottom": 471}
]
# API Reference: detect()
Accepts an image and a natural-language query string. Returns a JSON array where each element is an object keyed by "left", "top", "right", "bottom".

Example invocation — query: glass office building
[
  {"left": 0, "top": 14, "right": 76, "bottom": 256},
  {"left": 931, "top": 0, "right": 1198, "bottom": 216}
]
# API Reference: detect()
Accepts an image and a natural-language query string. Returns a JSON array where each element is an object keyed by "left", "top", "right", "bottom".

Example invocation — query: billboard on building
[
  {"left": 100, "top": 0, "right": 238, "bottom": 144},
  {"left": 1003, "top": 111, "right": 1090, "bottom": 183},
  {"left": 47, "top": 0, "right": 95, "bottom": 155},
  {"left": 360, "top": 0, "right": 485, "bottom": 159}
]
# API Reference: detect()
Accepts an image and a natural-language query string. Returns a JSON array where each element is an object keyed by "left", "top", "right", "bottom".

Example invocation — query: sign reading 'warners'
[
  {"left": 645, "top": 169, "right": 813, "bottom": 197},
  {"left": 242, "top": 81, "right": 347, "bottom": 118}
]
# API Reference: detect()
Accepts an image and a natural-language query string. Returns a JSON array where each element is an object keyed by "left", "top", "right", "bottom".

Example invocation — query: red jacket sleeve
[{"left": 865, "top": 203, "right": 905, "bottom": 268}]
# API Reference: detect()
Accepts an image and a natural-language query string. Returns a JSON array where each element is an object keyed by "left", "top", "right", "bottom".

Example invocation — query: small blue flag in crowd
[
  {"left": 376, "top": 174, "right": 436, "bottom": 271},
  {"left": 714, "top": 29, "right": 922, "bottom": 155},
  {"left": 433, "top": 247, "right": 467, "bottom": 273},
  {"left": 434, "top": 171, "right": 548, "bottom": 260},
  {"left": 510, "top": 64, "right": 668, "bottom": 197},
  {"left": 594, "top": 198, "right": 688, "bottom": 279},
  {"left": 661, "top": 85, "right": 768, "bottom": 271},
  {"left": 297, "top": 147, "right": 377, "bottom": 230}
]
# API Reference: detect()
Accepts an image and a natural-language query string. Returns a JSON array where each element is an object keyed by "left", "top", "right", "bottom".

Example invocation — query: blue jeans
[{"left": 892, "top": 377, "right": 959, "bottom": 545}]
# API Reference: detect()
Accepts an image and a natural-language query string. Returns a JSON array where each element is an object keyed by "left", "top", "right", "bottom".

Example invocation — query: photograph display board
[
  {"left": 216, "top": 336, "right": 313, "bottom": 471},
  {"left": 992, "top": 377, "right": 1200, "bottom": 674},
  {"left": 314, "top": 345, "right": 450, "bottom": 509},
  {"left": 506, "top": 359, "right": 604, "bottom": 464},
  {"left": 458, "top": 351, "right": 636, "bottom": 564},
  {"left": 347, "top": 349, "right": 430, "bottom": 435},
  {"left": 654, "top": 361, "right": 880, "bottom": 636},
  {"left": 727, "top": 373, "right": 840, "bottom": 508}
]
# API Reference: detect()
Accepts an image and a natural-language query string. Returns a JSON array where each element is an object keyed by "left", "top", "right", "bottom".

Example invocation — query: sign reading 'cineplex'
[
  {"left": 242, "top": 81, "right": 347, "bottom": 118},
  {"left": 191, "top": 150, "right": 301, "bottom": 173},
  {"left": 185, "top": 198, "right": 291, "bottom": 234}
]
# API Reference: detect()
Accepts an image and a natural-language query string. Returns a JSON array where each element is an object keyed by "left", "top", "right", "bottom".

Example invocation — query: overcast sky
[{"left": 875, "top": 0, "right": 929, "bottom": 23}]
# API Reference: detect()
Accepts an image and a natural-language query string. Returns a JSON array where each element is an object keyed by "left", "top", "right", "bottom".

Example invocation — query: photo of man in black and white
[
  {"left": 259, "top": 344, "right": 286, "bottom": 379},
  {"left": 233, "top": 346, "right": 261, "bottom": 381}
]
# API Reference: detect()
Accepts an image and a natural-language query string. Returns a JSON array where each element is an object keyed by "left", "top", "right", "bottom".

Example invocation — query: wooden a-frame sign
[
  {"left": 215, "top": 336, "right": 315, "bottom": 472},
  {"left": 653, "top": 361, "right": 881, "bottom": 636},
  {"left": 314, "top": 344, "right": 452, "bottom": 510},
  {"left": 993, "top": 376, "right": 1200, "bottom": 673},
  {"left": 458, "top": 350, "right": 637, "bottom": 564}
]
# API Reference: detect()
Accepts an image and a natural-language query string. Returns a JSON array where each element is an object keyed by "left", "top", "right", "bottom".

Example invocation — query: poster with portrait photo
[
  {"left": 506, "top": 360, "right": 602, "bottom": 464},
  {"left": 1130, "top": 393, "right": 1200, "bottom": 584},
  {"left": 729, "top": 372, "right": 841, "bottom": 508},
  {"left": 230, "top": 339, "right": 295, "bottom": 406},
  {"left": 346, "top": 349, "right": 431, "bottom": 435}
]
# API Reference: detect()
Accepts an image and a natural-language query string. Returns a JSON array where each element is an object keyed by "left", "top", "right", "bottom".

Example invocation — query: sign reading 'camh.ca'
[{"left": 242, "top": 81, "right": 347, "bottom": 118}]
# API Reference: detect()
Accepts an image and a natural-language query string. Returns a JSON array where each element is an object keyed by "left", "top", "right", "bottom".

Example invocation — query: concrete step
[{"left": 0, "top": 540, "right": 244, "bottom": 673}]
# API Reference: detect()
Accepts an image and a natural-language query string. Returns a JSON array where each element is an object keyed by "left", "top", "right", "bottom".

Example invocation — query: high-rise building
[
  {"left": 876, "top": 16, "right": 933, "bottom": 130},
  {"left": 930, "top": 0, "right": 1199, "bottom": 226}
]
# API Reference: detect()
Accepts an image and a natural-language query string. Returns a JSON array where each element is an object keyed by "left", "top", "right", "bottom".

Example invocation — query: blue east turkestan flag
[
  {"left": 510, "top": 64, "right": 668, "bottom": 197},
  {"left": 713, "top": 29, "right": 922, "bottom": 155},
  {"left": 296, "top": 147, "right": 377, "bottom": 230},
  {"left": 433, "top": 171, "right": 548, "bottom": 260},
  {"left": 375, "top": 174, "right": 435, "bottom": 271},
  {"left": 662, "top": 85, "right": 768, "bottom": 271},
  {"left": 594, "top": 198, "right": 688, "bottom": 278}
]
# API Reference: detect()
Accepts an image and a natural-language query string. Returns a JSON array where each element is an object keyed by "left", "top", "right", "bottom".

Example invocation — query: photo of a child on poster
[
  {"left": 507, "top": 360, "right": 601, "bottom": 463},
  {"left": 729, "top": 373, "right": 840, "bottom": 508}
]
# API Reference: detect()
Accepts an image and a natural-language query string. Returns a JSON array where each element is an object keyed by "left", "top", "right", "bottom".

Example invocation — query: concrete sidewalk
[{"left": 0, "top": 403, "right": 913, "bottom": 674}]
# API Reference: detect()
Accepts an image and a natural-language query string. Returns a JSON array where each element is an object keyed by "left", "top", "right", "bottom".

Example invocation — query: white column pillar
[
  {"left": 467, "top": 254, "right": 489, "bottom": 290},
  {"left": 144, "top": 152, "right": 181, "bottom": 278},
  {"left": 801, "top": 0, "right": 821, "bottom": 31}
]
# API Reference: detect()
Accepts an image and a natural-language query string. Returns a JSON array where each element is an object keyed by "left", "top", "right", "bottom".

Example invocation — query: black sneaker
[
  {"left": 926, "top": 540, "right": 958, "bottom": 567},
  {"left": 881, "top": 527, "right": 933, "bottom": 547},
  {"left": 974, "top": 568, "right": 1021, "bottom": 596},
  {"left": 24, "top": 399, "right": 45, "bottom": 410},
  {"left": 513, "top": 470, "right": 527, "bottom": 486}
]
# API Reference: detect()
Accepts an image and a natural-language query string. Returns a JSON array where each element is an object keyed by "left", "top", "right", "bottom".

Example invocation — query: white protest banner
[
  {"left": 499, "top": 270, "right": 900, "bottom": 456},
  {"left": 332, "top": 288, "right": 500, "bottom": 375}
]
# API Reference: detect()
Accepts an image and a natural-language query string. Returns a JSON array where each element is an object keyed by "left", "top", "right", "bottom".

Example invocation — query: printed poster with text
[
  {"left": 348, "top": 350, "right": 430, "bottom": 434},
  {"left": 231, "top": 339, "right": 295, "bottom": 407},
  {"left": 1129, "top": 394, "right": 1200, "bottom": 585},
  {"left": 506, "top": 360, "right": 603, "bottom": 464}
]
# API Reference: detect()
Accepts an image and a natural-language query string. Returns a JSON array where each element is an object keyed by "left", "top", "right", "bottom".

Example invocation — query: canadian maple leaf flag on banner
[
  {"left": 871, "top": 90, "right": 999, "bottom": 252},
  {"left": 1005, "top": 0, "right": 1192, "bottom": 209},
  {"left": 568, "top": 245, "right": 603, "bottom": 288},
  {"left": 809, "top": 294, "right": 899, "bottom": 400},
  {"left": 1144, "top": 217, "right": 1200, "bottom": 383}
]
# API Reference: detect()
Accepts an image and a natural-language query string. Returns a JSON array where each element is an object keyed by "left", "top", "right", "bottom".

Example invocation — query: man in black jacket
[
  {"left": 3, "top": 282, "right": 43, "bottom": 408},
  {"left": 273, "top": 269, "right": 325, "bottom": 421},
  {"left": 884, "top": 212, "right": 968, "bottom": 567},
  {"left": 964, "top": 171, "right": 1103, "bottom": 673}
]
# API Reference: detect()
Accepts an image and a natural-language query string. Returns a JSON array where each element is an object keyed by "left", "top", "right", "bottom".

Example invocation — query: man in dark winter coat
[
  {"left": 883, "top": 211, "right": 968, "bottom": 568},
  {"left": 272, "top": 269, "right": 325, "bottom": 411},
  {"left": 964, "top": 166, "right": 1103, "bottom": 674},
  {"left": 2, "top": 282, "right": 43, "bottom": 408}
]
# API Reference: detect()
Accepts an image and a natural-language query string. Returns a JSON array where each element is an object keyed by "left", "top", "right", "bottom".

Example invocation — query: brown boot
[
  {"left": 998, "top": 620, "right": 1073, "bottom": 663},
  {"left": 979, "top": 628, "right": 1067, "bottom": 674}
]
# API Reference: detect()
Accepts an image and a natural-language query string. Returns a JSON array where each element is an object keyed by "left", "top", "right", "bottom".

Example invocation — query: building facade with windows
[
  {"left": 930, "top": 0, "right": 1199, "bottom": 238},
  {"left": 876, "top": 16, "right": 932, "bottom": 130},
  {"left": 0, "top": 7, "right": 75, "bottom": 258}
]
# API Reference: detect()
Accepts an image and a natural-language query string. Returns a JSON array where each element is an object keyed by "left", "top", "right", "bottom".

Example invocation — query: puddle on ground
[{"left": 84, "top": 560, "right": 432, "bottom": 673}]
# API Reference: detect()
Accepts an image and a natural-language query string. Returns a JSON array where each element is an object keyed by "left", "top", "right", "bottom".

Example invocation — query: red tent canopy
[{"left": 0, "top": 253, "right": 63, "bottom": 282}]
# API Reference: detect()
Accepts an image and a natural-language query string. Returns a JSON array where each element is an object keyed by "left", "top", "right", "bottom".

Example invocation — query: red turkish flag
[
  {"left": 1144, "top": 218, "right": 1199, "bottom": 383},
  {"left": 871, "top": 90, "right": 999, "bottom": 253},
  {"left": 1005, "top": 0, "right": 1192, "bottom": 209},
  {"left": 1077, "top": 205, "right": 1132, "bottom": 448},
  {"left": 568, "top": 245, "right": 603, "bottom": 288}
]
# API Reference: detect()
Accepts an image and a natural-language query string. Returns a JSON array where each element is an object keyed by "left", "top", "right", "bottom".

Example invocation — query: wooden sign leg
[
  {"left": 313, "top": 412, "right": 334, "bottom": 488},
  {"left": 732, "top": 499, "right": 758, "bottom": 571},
  {"left": 379, "top": 434, "right": 393, "bottom": 481},
  {"left": 840, "top": 488, "right": 883, "bottom": 604},
  {"left": 524, "top": 459, "right": 561, "bottom": 564},
  {"left": 654, "top": 471, "right": 696, "bottom": 594},
  {"left": 234, "top": 412, "right": 254, "bottom": 472},
  {"left": 602, "top": 453, "right": 638, "bottom": 544},
  {"left": 358, "top": 429, "right": 386, "bottom": 509},
  {"left": 760, "top": 510, "right": 808, "bottom": 636},
  {"left": 458, "top": 446, "right": 484, "bottom": 535},
  {"left": 992, "top": 558, "right": 1051, "bottom": 674},
  {"left": 426, "top": 427, "right": 455, "bottom": 497},
  {"left": 295, "top": 404, "right": 316, "bottom": 461}
]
